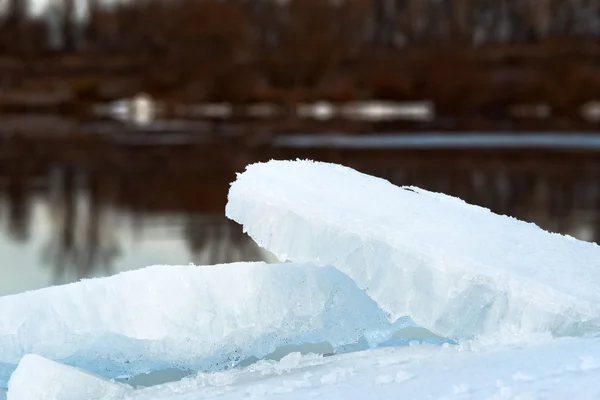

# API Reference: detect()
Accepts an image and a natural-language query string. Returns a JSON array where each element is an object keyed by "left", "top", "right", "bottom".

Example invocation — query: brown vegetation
[{"left": 0, "top": 0, "right": 600, "bottom": 124}]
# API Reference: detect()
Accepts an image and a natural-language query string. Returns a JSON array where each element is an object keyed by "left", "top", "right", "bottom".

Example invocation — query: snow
[
  {"left": 6, "top": 354, "right": 130, "bottom": 400},
  {"left": 226, "top": 160, "right": 600, "bottom": 339},
  {"left": 339, "top": 101, "right": 433, "bottom": 122},
  {"left": 294, "top": 101, "right": 433, "bottom": 121},
  {"left": 0, "top": 262, "right": 413, "bottom": 387},
  {"left": 296, "top": 102, "right": 335, "bottom": 121},
  {"left": 131, "top": 336, "right": 600, "bottom": 400},
  {"left": 10, "top": 338, "right": 600, "bottom": 399},
  {"left": 104, "top": 93, "right": 157, "bottom": 126}
]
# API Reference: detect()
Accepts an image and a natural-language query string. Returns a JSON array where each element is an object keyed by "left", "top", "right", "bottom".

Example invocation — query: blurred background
[{"left": 1, "top": 0, "right": 600, "bottom": 295}]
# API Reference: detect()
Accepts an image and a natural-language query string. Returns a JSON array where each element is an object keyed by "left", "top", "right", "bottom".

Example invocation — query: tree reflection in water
[
  {"left": 184, "top": 216, "right": 269, "bottom": 265},
  {"left": 41, "top": 168, "right": 121, "bottom": 282},
  {"left": 2, "top": 168, "right": 33, "bottom": 243},
  {"left": 360, "top": 161, "right": 600, "bottom": 245},
  {"left": 2, "top": 153, "right": 600, "bottom": 282}
]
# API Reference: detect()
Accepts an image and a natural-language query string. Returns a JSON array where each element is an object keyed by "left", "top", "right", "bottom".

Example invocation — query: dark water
[
  {"left": 0, "top": 166, "right": 275, "bottom": 296},
  {"left": 1, "top": 140, "right": 600, "bottom": 296}
]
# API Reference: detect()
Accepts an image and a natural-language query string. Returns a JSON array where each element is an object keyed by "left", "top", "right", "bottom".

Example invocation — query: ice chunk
[
  {"left": 130, "top": 337, "right": 600, "bottom": 400},
  {"left": 0, "top": 262, "right": 409, "bottom": 387},
  {"left": 7, "top": 354, "right": 131, "bottom": 400},
  {"left": 226, "top": 160, "right": 600, "bottom": 339}
]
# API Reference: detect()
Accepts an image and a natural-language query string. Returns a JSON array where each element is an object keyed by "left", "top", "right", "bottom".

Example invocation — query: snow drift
[
  {"left": 7, "top": 355, "right": 130, "bottom": 400},
  {"left": 10, "top": 338, "right": 600, "bottom": 400}
]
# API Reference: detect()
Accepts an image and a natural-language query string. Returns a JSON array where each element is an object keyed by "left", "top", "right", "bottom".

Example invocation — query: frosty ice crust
[
  {"left": 135, "top": 337, "right": 600, "bottom": 399},
  {"left": 226, "top": 160, "right": 600, "bottom": 339},
  {"left": 0, "top": 262, "right": 404, "bottom": 387},
  {"left": 7, "top": 354, "right": 130, "bottom": 400},
  {"left": 11, "top": 339, "right": 600, "bottom": 400}
]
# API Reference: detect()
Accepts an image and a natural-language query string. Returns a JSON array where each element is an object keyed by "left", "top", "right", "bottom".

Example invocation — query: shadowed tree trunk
[
  {"left": 1, "top": 0, "right": 27, "bottom": 53},
  {"left": 60, "top": 0, "right": 76, "bottom": 51}
]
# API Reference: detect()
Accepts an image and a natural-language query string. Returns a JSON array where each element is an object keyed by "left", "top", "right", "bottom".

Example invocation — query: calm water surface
[
  {"left": 0, "top": 169, "right": 276, "bottom": 296},
  {"left": 2, "top": 139, "right": 600, "bottom": 296}
]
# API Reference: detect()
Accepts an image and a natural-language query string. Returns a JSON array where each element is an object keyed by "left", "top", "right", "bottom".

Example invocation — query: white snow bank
[
  {"left": 0, "top": 262, "right": 411, "bottom": 387},
  {"left": 226, "top": 160, "right": 600, "bottom": 339},
  {"left": 9, "top": 338, "right": 600, "bottom": 400},
  {"left": 125, "top": 336, "right": 600, "bottom": 399},
  {"left": 7, "top": 354, "right": 131, "bottom": 400}
]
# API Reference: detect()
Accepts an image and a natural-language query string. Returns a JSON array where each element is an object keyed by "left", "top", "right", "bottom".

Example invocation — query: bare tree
[
  {"left": 5, "top": 0, "right": 26, "bottom": 26},
  {"left": 60, "top": 0, "right": 76, "bottom": 51},
  {"left": 371, "top": 0, "right": 397, "bottom": 47},
  {"left": 45, "top": 0, "right": 77, "bottom": 51},
  {"left": 83, "top": 0, "right": 100, "bottom": 49},
  {"left": 0, "top": 0, "right": 27, "bottom": 53}
]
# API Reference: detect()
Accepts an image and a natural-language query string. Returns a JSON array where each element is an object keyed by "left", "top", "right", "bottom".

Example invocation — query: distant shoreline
[{"left": 1, "top": 38, "right": 600, "bottom": 130}]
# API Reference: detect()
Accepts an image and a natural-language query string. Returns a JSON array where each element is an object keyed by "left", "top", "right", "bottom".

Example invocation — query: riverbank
[{"left": 1, "top": 39, "right": 600, "bottom": 131}]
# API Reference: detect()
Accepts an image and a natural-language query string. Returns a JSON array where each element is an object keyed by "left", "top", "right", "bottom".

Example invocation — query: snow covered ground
[
  {"left": 133, "top": 337, "right": 600, "bottom": 399},
  {"left": 6, "top": 337, "right": 600, "bottom": 399},
  {"left": 2, "top": 159, "right": 600, "bottom": 399}
]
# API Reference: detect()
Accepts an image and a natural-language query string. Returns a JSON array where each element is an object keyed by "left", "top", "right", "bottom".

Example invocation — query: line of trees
[
  {"left": 2, "top": 0, "right": 599, "bottom": 55},
  {"left": 1, "top": 0, "right": 599, "bottom": 120}
]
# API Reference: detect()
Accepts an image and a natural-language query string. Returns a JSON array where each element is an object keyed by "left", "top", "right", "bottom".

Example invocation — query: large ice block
[
  {"left": 7, "top": 355, "right": 131, "bottom": 400},
  {"left": 226, "top": 160, "right": 600, "bottom": 339},
  {"left": 0, "top": 262, "right": 406, "bottom": 387}
]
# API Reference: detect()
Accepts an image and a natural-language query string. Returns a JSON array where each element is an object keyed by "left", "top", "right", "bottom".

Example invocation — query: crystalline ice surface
[
  {"left": 6, "top": 354, "right": 131, "bottom": 400},
  {"left": 10, "top": 338, "right": 600, "bottom": 400},
  {"left": 226, "top": 160, "right": 600, "bottom": 339},
  {"left": 0, "top": 262, "right": 407, "bottom": 387},
  {"left": 130, "top": 337, "right": 600, "bottom": 400}
]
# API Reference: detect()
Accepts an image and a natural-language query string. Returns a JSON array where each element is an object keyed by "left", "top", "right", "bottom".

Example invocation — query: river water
[{"left": 1, "top": 133, "right": 600, "bottom": 296}]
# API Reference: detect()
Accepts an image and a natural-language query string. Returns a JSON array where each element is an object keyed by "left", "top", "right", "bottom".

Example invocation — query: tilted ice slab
[
  {"left": 0, "top": 262, "right": 409, "bottom": 387},
  {"left": 7, "top": 355, "right": 131, "bottom": 400},
  {"left": 226, "top": 160, "right": 600, "bottom": 339}
]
